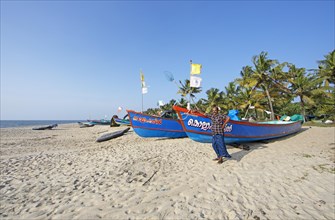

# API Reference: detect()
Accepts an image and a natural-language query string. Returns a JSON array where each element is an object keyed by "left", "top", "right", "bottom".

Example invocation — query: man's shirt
[{"left": 206, "top": 113, "right": 229, "bottom": 135}]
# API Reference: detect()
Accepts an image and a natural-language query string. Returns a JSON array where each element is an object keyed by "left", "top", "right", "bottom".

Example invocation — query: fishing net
[{"left": 164, "top": 71, "right": 175, "bottom": 82}]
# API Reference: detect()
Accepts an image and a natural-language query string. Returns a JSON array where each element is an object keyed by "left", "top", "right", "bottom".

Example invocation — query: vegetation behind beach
[{"left": 146, "top": 50, "right": 335, "bottom": 122}]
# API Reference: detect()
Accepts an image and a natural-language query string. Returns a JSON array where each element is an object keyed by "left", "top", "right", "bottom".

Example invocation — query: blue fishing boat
[
  {"left": 173, "top": 106, "right": 303, "bottom": 144},
  {"left": 127, "top": 110, "right": 187, "bottom": 138}
]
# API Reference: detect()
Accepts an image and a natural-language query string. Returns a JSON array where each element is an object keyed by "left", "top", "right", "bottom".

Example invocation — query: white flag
[
  {"left": 190, "top": 75, "right": 202, "bottom": 88},
  {"left": 158, "top": 100, "right": 164, "bottom": 106},
  {"left": 142, "top": 87, "right": 148, "bottom": 94}
]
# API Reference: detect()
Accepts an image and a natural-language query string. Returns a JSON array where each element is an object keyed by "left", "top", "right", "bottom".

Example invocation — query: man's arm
[{"left": 223, "top": 115, "right": 230, "bottom": 127}]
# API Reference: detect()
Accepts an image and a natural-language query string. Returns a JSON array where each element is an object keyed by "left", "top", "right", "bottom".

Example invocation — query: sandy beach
[{"left": 0, "top": 124, "right": 334, "bottom": 220}]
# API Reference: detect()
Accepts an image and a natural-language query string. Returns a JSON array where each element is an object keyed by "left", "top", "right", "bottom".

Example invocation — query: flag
[
  {"left": 191, "top": 63, "right": 202, "bottom": 75},
  {"left": 140, "top": 71, "right": 144, "bottom": 82},
  {"left": 140, "top": 71, "right": 145, "bottom": 87},
  {"left": 190, "top": 75, "right": 202, "bottom": 88},
  {"left": 142, "top": 87, "right": 148, "bottom": 94},
  {"left": 140, "top": 70, "right": 148, "bottom": 94}
]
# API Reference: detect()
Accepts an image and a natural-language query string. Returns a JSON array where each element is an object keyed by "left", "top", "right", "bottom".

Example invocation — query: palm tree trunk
[
  {"left": 300, "top": 95, "right": 306, "bottom": 123},
  {"left": 265, "top": 88, "right": 275, "bottom": 120}
]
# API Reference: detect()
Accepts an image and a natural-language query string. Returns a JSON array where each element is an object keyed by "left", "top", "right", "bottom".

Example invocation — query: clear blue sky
[{"left": 1, "top": 1, "right": 334, "bottom": 120}]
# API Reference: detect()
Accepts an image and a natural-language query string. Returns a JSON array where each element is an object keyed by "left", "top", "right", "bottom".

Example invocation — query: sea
[{"left": 0, "top": 120, "right": 84, "bottom": 129}]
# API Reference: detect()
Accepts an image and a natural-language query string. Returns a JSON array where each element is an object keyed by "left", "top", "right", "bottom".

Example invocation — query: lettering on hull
[
  {"left": 187, "top": 118, "right": 232, "bottom": 133},
  {"left": 133, "top": 116, "right": 163, "bottom": 125}
]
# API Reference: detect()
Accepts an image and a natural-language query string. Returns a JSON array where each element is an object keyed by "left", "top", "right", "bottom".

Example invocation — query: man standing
[{"left": 205, "top": 106, "right": 232, "bottom": 164}]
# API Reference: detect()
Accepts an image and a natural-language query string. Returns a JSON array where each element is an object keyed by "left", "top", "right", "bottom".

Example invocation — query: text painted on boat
[
  {"left": 133, "top": 116, "right": 162, "bottom": 125},
  {"left": 187, "top": 118, "right": 232, "bottom": 132}
]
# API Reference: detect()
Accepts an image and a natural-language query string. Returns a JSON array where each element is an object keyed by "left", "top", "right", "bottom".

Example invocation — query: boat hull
[
  {"left": 96, "top": 128, "right": 130, "bottom": 142},
  {"left": 127, "top": 110, "right": 187, "bottom": 138},
  {"left": 173, "top": 106, "right": 302, "bottom": 144},
  {"left": 32, "top": 124, "right": 58, "bottom": 130}
]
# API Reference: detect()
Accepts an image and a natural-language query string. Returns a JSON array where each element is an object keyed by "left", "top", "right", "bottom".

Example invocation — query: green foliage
[
  {"left": 318, "top": 49, "right": 335, "bottom": 86},
  {"left": 177, "top": 79, "right": 202, "bottom": 101},
  {"left": 143, "top": 50, "right": 335, "bottom": 123},
  {"left": 276, "top": 102, "right": 301, "bottom": 116},
  {"left": 143, "top": 108, "right": 159, "bottom": 115}
]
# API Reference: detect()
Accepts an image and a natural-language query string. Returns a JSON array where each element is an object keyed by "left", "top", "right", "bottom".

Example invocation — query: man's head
[{"left": 212, "top": 106, "right": 219, "bottom": 114}]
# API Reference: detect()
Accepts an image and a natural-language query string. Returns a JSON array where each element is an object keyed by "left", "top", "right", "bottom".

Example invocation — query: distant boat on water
[
  {"left": 173, "top": 105, "right": 303, "bottom": 144},
  {"left": 127, "top": 110, "right": 187, "bottom": 138}
]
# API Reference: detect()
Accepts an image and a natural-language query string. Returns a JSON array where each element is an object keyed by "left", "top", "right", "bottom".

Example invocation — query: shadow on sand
[{"left": 228, "top": 127, "right": 309, "bottom": 162}]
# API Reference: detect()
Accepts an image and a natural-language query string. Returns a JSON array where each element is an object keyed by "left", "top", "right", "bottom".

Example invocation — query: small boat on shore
[
  {"left": 96, "top": 127, "right": 130, "bottom": 142},
  {"left": 173, "top": 105, "right": 303, "bottom": 144},
  {"left": 112, "top": 116, "right": 130, "bottom": 126},
  {"left": 127, "top": 110, "right": 187, "bottom": 138},
  {"left": 32, "top": 124, "right": 58, "bottom": 130},
  {"left": 78, "top": 122, "right": 94, "bottom": 128},
  {"left": 87, "top": 119, "right": 110, "bottom": 125}
]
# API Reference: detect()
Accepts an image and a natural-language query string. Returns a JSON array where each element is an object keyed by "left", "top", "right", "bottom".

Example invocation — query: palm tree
[
  {"left": 177, "top": 97, "right": 188, "bottom": 108},
  {"left": 160, "top": 99, "right": 177, "bottom": 111},
  {"left": 201, "top": 88, "right": 224, "bottom": 113},
  {"left": 235, "top": 66, "right": 268, "bottom": 119},
  {"left": 313, "top": 50, "right": 335, "bottom": 120},
  {"left": 237, "top": 54, "right": 283, "bottom": 120},
  {"left": 177, "top": 79, "right": 202, "bottom": 104},
  {"left": 317, "top": 50, "right": 335, "bottom": 87},
  {"left": 144, "top": 108, "right": 159, "bottom": 115},
  {"left": 194, "top": 98, "right": 206, "bottom": 112},
  {"left": 250, "top": 52, "right": 280, "bottom": 120},
  {"left": 236, "top": 65, "right": 255, "bottom": 88},
  {"left": 234, "top": 86, "right": 267, "bottom": 119},
  {"left": 224, "top": 82, "right": 240, "bottom": 111},
  {"left": 286, "top": 64, "right": 323, "bottom": 121}
]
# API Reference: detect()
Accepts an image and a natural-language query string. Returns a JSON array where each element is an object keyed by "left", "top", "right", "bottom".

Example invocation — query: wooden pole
[
  {"left": 141, "top": 84, "right": 144, "bottom": 113},
  {"left": 189, "top": 59, "right": 192, "bottom": 104}
]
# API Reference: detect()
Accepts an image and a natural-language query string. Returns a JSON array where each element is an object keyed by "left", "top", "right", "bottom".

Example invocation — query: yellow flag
[
  {"left": 191, "top": 63, "right": 202, "bottom": 74},
  {"left": 140, "top": 71, "right": 144, "bottom": 82}
]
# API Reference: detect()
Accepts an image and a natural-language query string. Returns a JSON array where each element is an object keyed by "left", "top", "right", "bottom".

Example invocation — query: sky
[{"left": 1, "top": 0, "right": 334, "bottom": 120}]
